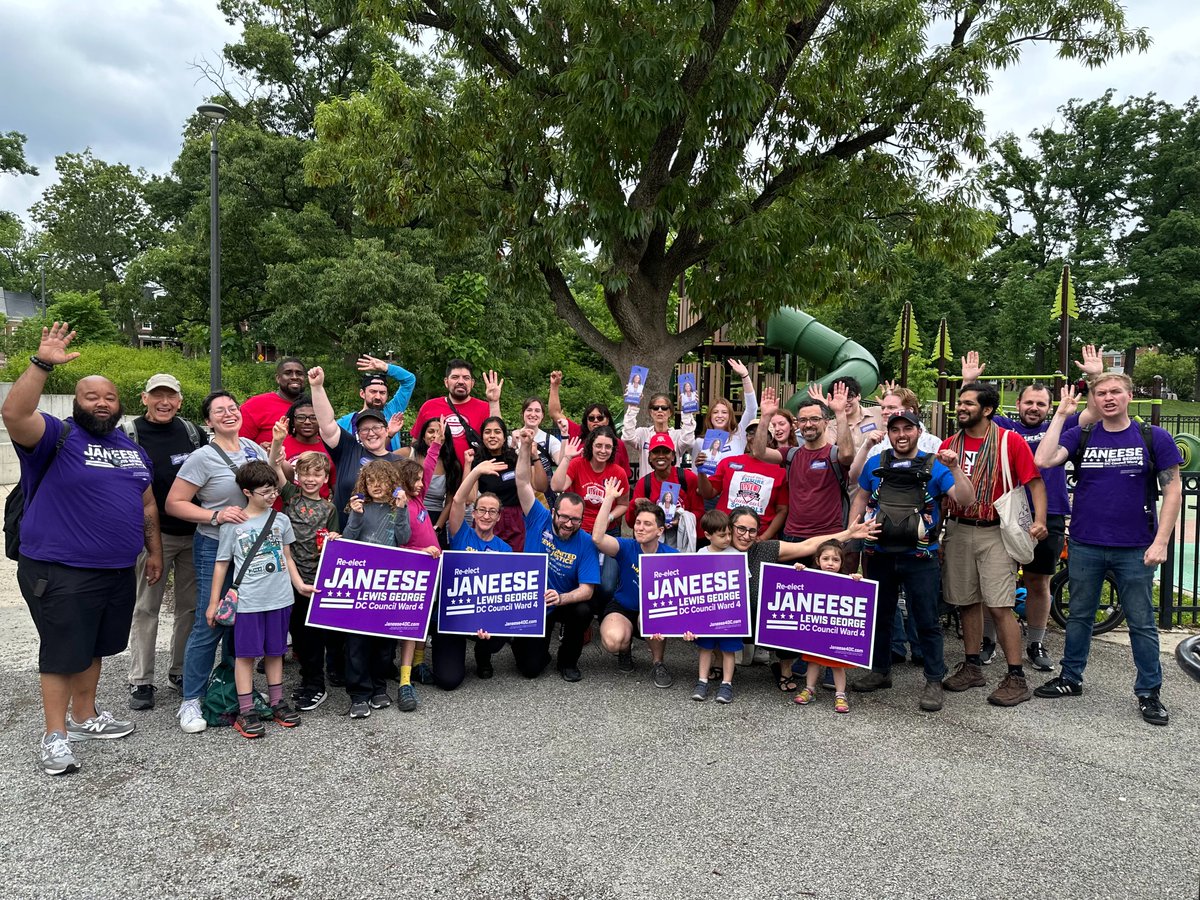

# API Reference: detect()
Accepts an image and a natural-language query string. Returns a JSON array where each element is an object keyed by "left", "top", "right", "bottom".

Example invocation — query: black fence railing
[{"left": 1160, "top": 472, "right": 1200, "bottom": 627}]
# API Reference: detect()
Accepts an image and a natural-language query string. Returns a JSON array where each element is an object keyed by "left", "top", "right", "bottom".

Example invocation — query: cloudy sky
[{"left": 1, "top": 0, "right": 1197, "bottom": 224}]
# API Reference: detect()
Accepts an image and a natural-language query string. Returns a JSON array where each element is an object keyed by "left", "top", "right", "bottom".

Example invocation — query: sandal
[
  {"left": 770, "top": 661, "right": 799, "bottom": 693},
  {"left": 793, "top": 687, "right": 816, "bottom": 706},
  {"left": 835, "top": 693, "right": 850, "bottom": 714}
]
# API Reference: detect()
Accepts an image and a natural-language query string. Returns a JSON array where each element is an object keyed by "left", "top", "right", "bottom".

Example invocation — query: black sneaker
[
  {"left": 128, "top": 684, "right": 156, "bottom": 711},
  {"left": 414, "top": 662, "right": 435, "bottom": 685},
  {"left": 558, "top": 666, "right": 582, "bottom": 683},
  {"left": 397, "top": 684, "right": 418, "bottom": 712},
  {"left": 1137, "top": 692, "right": 1169, "bottom": 726},
  {"left": 296, "top": 690, "right": 327, "bottom": 712},
  {"left": 1033, "top": 675, "right": 1082, "bottom": 698},
  {"left": 167, "top": 673, "right": 183, "bottom": 692},
  {"left": 475, "top": 645, "right": 494, "bottom": 680},
  {"left": 1027, "top": 642, "right": 1054, "bottom": 672},
  {"left": 617, "top": 650, "right": 634, "bottom": 672},
  {"left": 234, "top": 711, "right": 265, "bottom": 739},
  {"left": 368, "top": 692, "right": 392, "bottom": 710},
  {"left": 348, "top": 700, "right": 371, "bottom": 719},
  {"left": 979, "top": 636, "right": 997, "bottom": 665}
]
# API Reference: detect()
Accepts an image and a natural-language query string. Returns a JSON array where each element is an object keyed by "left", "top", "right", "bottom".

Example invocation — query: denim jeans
[
  {"left": 891, "top": 601, "right": 921, "bottom": 659},
  {"left": 863, "top": 553, "right": 945, "bottom": 682},
  {"left": 181, "top": 532, "right": 234, "bottom": 700},
  {"left": 1061, "top": 539, "right": 1161, "bottom": 694}
]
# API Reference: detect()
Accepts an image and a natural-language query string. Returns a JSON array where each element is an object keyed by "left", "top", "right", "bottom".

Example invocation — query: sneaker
[
  {"left": 851, "top": 671, "right": 892, "bottom": 693},
  {"left": 558, "top": 666, "right": 582, "bottom": 683},
  {"left": 128, "top": 684, "right": 156, "bottom": 711},
  {"left": 987, "top": 673, "right": 1032, "bottom": 707},
  {"left": 820, "top": 667, "right": 836, "bottom": 691},
  {"left": 40, "top": 732, "right": 79, "bottom": 776},
  {"left": 834, "top": 693, "right": 850, "bottom": 714},
  {"left": 398, "top": 684, "right": 418, "bottom": 712},
  {"left": 369, "top": 692, "right": 392, "bottom": 710},
  {"left": 943, "top": 661, "right": 986, "bottom": 692},
  {"left": 1033, "top": 675, "right": 1083, "bottom": 698},
  {"left": 348, "top": 700, "right": 371, "bottom": 719},
  {"left": 67, "top": 708, "right": 135, "bottom": 741},
  {"left": 234, "top": 711, "right": 265, "bottom": 738},
  {"left": 178, "top": 698, "right": 207, "bottom": 733},
  {"left": 919, "top": 679, "right": 944, "bottom": 712},
  {"left": 475, "top": 645, "right": 494, "bottom": 680},
  {"left": 414, "top": 662, "right": 435, "bottom": 685},
  {"left": 617, "top": 649, "right": 634, "bottom": 672},
  {"left": 296, "top": 690, "right": 327, "bottom": 712},
  {"left": 1027, "top": 642, "right": 1054, "bottom": 672},
  {"left": 979, "top": 636, "right": 997, "bottom": 665},
  {"left": 271, "top": 702, "right": 301, "bottom": 727},
  {"left": 793, "top": 687, "right": 816, "bottom": 706},
  {"left": 716, "top": 682, "right": 733, "bottom": 704},
  {"left": 651, "top": 661, "right": 673, "bottom": 689},
  {"left": 690, "top": 680, "right": 709, "bottom": 701},
  {"left": 1137, "top": 692, "right": 1169, "bottom": 726},
  {"left": 167, "top": 673, "right": 183, "bottom": 692}
]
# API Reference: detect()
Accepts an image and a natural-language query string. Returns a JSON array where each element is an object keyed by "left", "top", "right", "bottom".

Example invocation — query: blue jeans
[
  {"left": 181, "top": 532, "right": 234, "bottom": 700},
  {"left": 1061, "top": 539, "right": 1161, "bottom": 694},
  {"left": 891, "top": 602, "right": 920, "bottom": 659},
  {"left": 863, "top": 553, "right": 945, "bottom": 682}
]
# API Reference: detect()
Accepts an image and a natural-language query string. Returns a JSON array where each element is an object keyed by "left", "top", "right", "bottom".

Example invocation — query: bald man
[{"left": 2, "top": 323, "right": 162, "bottom": 775}]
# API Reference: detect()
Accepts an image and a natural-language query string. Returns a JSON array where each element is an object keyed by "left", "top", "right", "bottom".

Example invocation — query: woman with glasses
[
  {"left": 546, "top": 370, "right": 633, "bottom": 478},
  {"left": 166, "top": 391, "right": 271, "bottom": 733},
  {"left": 623, "top": 391, "right": 697, "bottom": 473}
]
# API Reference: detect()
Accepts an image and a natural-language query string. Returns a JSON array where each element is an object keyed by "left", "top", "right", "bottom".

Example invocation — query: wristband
[{"left": 29, "top": 356, "right": 54, "bottom": 372}]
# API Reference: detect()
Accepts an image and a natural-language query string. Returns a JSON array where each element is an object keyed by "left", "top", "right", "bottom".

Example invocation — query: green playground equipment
[{"left": 764, "top": 309, "right": 880, "bottom": 412}]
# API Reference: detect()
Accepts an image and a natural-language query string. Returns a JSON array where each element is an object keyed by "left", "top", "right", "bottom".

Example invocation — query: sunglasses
[
  {"left": 586, "top": 414, "right": 607, "bottom": 422},
  {"left": 649, "top": 404, "right": 671, "bottom": 412}
]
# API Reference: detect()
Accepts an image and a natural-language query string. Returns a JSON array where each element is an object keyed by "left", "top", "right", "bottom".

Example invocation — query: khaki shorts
[{"left": 941, "top": 520, "right": 1017, "bottom": 608}]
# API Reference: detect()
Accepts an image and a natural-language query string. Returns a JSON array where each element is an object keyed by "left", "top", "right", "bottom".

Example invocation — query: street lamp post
[
  {"left": 37, "top": 253, "right": 47, "bottom": 316},
  {"left": 197, "top": 103, "right": 230, "bottom": 392}
]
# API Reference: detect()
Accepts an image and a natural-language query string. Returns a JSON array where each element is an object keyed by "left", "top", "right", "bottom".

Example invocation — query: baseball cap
[
  {"left": 144, "top": 373, "right": 181, "bottom": 394},
  {"left": 361, "top": 373, "right": 388, "bottom": 389},
  {"left": 648, "top": 432, "right": 675, "bottom": 453},
  {"left": 887, "top": 411, "right": 921, "bottom": 429},
  {"left": 354, "top": 408, "right": 388, "bottom": 430}
]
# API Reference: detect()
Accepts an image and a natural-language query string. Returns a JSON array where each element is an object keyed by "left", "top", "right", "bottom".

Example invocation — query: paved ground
[{"left": 0, "top": 568, "right": 1197, "bottom": 899}]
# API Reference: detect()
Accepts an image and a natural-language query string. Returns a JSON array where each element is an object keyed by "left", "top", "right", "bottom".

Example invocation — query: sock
[
  {"left": 720, "top": 681, "right": 732, "bottom": 687},
  {"left": 268, "top": 682, "right": 283, "bottom": 707},
  {"left": 696, "top": 677, "right": 708, "bottom": 685},
  {"left": 237, "top": 692, "right": 255, "bottom": 714},
  {"left": 982, "top": 617, "right": 997, "bottom": 642},
  {"left": 412, "top": 643, "right": 425, "bottom": 666},
  {"left": 966, "top": 654, "right": 982, "bottom": 666},
  {"left": 1027, "top": 626, "right": 1047, "bottom": 644},
  {"left": 1008, "top": 664, "right": 1025, "bottom": 678},
  {"left": 400, "top": 665, "right": 412, "bottom": 687},
  {"left": 835, "top": 691, "right": 847, "bottom": 698}
]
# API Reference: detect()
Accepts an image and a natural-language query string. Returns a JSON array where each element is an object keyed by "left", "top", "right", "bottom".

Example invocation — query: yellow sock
[
  {"left": 400, "top": 665, "right": 412, "bottom": 687},
  {"left": 412, "top": 643, "right": 425, "bottom": 666}
]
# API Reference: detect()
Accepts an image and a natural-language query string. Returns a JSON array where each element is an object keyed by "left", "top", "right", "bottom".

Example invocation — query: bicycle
[{"left": 1048, "top": 538, "right": 1126, "bottom": 635}]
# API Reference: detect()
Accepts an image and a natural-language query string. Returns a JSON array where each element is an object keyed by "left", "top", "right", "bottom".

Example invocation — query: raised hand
[
  {"left": 759, "top": 386, "right": 779, "bottom": 420},
  {"left": 846, "top": 516, "right": 881, "bottom": 542},
  {"left": 936, "top": 448, "right": 960, "bottom": 468},
  {"left": 387, "top": 412, "right": 405, "bottom": 439},
  {"left": 272, "top": 415, "right": 289, "bottom": 443},
  {"left": 349, "top": 495, "right": 365, "bottom": 514},
  {"left": 356, "top": 354, "right": 387, "bottom": 373},
  {"left": 1075, "top": 344, "right": 1103, "bottom": 377},
  {"left": 463, "top": 448, "right": 475, "bottom": 468},
  {"left": 484, "top": 370, "right": 504, "bottom": 402},
  {"left": 828, "top": 381, "right": 849, "bottom": 416},
  {"left": 875, "top": 379, "right": 899, "bottom": 400},
  {"left": 603, "top": 477, "right": 624, "bottom": 501},
  {"left": 961, "top": 351, "right": 984, "bottom": 383},
  {"left": 727, "top": 358, "right": 749, "bottom": 378},
  {"left": 561, "top": 436, "right": 582, "bottom": 460},
  {"left": 307, "top": 366, "right": 325, "bottom": 387},
  {"left": 35, "top": 322, "right": 80, "bottom": 366},
  {"left": 549, "top": 370, "right": 563, "bottom": 387},
  {"left": 1055, "top": 383, "right": 1080, "bottom": 419},
  {"left": 865, "top": 429, "right": 885, "bottom": 447},
  {"left": 807, "top": 383, "right": 828, "bottom": 405}
]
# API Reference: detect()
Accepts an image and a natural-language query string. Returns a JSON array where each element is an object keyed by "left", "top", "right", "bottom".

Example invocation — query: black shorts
[
  {"left": 1025, "top": 515, "right": 1067, "bottom": 576},
  {"left": 18, "top": 556, "right": 136, "bottom": 674},
  {"left": 600, "top": 600, "right": 640, "bottom": 637}
]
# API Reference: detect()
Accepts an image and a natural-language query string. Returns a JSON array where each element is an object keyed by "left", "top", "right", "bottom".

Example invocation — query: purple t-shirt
[
  {"left": 994, "top": 413, "right": 1078, "bottom": 517},
  {"left": 1058, "top": 422, "right": 1181, "bottom": 547},
  {"left": 17, "top": 414, "right": 152, "bottom": 568}
]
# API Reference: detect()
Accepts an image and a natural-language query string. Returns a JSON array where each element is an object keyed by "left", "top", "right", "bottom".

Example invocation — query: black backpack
[
  {"left": 4, "top": 423, "right": 72, "bottom": 561},
  {"left": 869, "top": 450, "right": 936, "bottom": 552}
]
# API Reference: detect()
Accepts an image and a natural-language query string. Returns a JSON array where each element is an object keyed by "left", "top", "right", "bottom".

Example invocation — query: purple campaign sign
[
  {"left": 307, "top": 539, "right": 439, "bottom": 641},
  {"left": 754, "top": 563, "right": 878, "bottom": 669},
  {"left": 639, "top": 552, "right": 751, "bottom": 639},
  {"left": 437, "top": 551, "right": 549, "bottom": 638}
]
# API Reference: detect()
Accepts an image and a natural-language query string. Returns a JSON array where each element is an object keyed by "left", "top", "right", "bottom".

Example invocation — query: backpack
[
  {"left": 200, "top": 660, "right": 273, "bottom": 727},
  {"left": 869, "top": 450, "right": 936, "bottom": 553},
  {"left": 4, "top": 423, "right": 72, "bottom": 561},
  {"left": 121, "top": 416, "right": 205, "bottom": 449},
  {"left": 1070, "top": 420, "right": 1159, "bottom": 525}
]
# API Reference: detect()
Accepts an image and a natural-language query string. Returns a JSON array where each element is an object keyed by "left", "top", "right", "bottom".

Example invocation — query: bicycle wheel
[{"left": 1050, "top": 570, "right": 1126, "bottom": 635}]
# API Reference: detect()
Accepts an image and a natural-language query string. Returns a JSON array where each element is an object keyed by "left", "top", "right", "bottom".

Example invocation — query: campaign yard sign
[
  {"left": 639, "top": 552, "right": 751, "bottom": 639},
  {"left": 437, "top": 551, "right": 549, "bottom": 638},
  {"left": 307, "top": 539, "right": 439, "bottom": 640},
  {"left": 754, "top": 563, "right": 878, "bottom": 669}
]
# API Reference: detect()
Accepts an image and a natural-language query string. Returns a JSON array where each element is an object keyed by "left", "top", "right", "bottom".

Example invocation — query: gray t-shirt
[
  {"left": 215, "top": 509, "right": 296, "bottom": 614},
  {"left": 175, "top": 438, "right": 265, "bottom": 539}
]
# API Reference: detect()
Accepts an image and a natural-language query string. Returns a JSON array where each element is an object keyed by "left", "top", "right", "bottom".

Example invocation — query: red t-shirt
[
  {"left": 782, "top": 444, "right": 845, "bottom": 538},
  {"left": 564, "top": 418, "right": 633, "bottom": 479},
  {"left": 414, "top": 396, "right": 491, "bottom": 465},
  {"left": 282, "top": 434, "right": 335, "bottom": 499},
  {"left": 707, "top": 454, "right": 789, "bottom": 527},
  {"left": 939, "top": 426, "right": 1040, "bottom": 520},
  {"left": 238, "top": 392, "right": 295, "bottom": 445},
  {"left": 627, "top": 468, "right": 706, "bottom": 535},
  {"left": 564, "top": 455, "right": 629, "bottom": 533}
]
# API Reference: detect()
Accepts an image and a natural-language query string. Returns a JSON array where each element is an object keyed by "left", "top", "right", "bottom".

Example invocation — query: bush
[{"left": 1133, "top": 351, "right": 1196, "bottom": 401}]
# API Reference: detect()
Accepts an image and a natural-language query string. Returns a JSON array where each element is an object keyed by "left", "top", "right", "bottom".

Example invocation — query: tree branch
[{"left": 539, "top": 262, "right": 618, "bottom": 358}]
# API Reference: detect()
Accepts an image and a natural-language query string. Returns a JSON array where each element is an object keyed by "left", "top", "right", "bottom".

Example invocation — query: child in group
[
  {"left": 793, "top": 539, "right": 860, "bottom": 714},
  {"left": 340, "top": 459, "right": 412, "bottom": 719},
  {"left": 206, "top": 460, "right": 312, "bottom": 739},
  {"left": 392, "top": 457, "right": 442, "bottom": 711},
  {"left": 270, "top": 420, "right": 340, "bottom": 713},
  {"left": 686, "top": 510, "right": 740, "bottom": 703}
]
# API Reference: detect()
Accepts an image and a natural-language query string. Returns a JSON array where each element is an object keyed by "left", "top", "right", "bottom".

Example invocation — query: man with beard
[
  {"left": 961, "top": 348, "right": 1102, "bottom": 671},
  {"left": 123, "top": 374, "right": 208, "bottom": 711},
  {"left": 939, "top": 382, "right": 1047, "bottom": 707},
  {"left": 336, "top": 353, "right": 417, "bottom": 452},
  {"left": 239, "top": 357, "right": 307, "bottom": 444},
  {"left": 3, "top": 323, "right": 162, "bottom": 775},
  {"left": 413, "top": 360, "right": 501, "bottom": 465}
]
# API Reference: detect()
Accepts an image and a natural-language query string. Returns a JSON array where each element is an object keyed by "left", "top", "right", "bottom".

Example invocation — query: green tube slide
[{"left": 765, "top": 308, "right": 880, "bottom": 412}]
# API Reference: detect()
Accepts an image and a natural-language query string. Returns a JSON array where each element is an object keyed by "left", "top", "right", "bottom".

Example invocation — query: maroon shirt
[{"left": 782, "top": 444, "right": 845, "bottom": 538}]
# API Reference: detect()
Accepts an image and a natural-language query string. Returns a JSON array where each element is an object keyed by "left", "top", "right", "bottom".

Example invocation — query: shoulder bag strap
[
  {"left": 999, "top": 429, "right": 1014, "bottom": 493},
  {"left": 211, "top": 442, "right": 240, "bottom": 475}
]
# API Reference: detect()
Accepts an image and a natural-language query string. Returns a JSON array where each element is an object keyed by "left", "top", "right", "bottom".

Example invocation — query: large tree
[{"left": 305, "top": 0, "right": 1147, "bottom": 393}]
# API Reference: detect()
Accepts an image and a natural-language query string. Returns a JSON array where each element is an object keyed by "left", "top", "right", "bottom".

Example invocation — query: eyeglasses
[
  {"left": 210, "top": 407, "right": 239, "bottom": 417},
  {"left": 796, "top": 416, "right": 825, "bottom": 425},
  {"left": 586, "top": 414, "right": 607, "bottom": 422},
  {"left": 293, "top": 414, "right": 318, "bottom": 422},
  {"left": 733, "top": 524, "right": 758, "bottom": 536},
  {"left": 554, "top": 512, "right": 583, "bottom": 526},
  {"left": 358, "top": 425, "right": 385, "bottom": 435},
  {"left": 649, "top": 405, "right": 671, "bottom": 412},
  {"left": 475, "top": 507, "right": 501, "bottom": 518},
  {"left": 253, "top": 487, "right": 280, "bottom": 498}
]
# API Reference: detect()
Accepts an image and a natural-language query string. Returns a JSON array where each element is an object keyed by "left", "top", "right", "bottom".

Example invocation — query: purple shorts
[
  {"left": 234, "top": 606, "right": 291, "bottom": 658},
  {"left": 695, "top": 637, "right": 744, "bottom": 653}
]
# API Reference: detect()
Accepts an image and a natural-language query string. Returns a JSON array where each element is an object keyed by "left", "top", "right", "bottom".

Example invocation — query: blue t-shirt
[
  {"left": 611, "top": 536, "right": 678, "bottom": 611},
  {"left": 994, "top": 413, "right": 1078, "bottom": 517},
  {"left": 857, "top": 450, "right": 956, "bottom": 556},
  {"left": 17, "top": 414, "right": 152, "bottom": 568},
  {"left": 449, "top": 519, "right": 512, "bottom": 553},
  {"left": 524, "top": 502, "right": 601, "bottom": 594}
]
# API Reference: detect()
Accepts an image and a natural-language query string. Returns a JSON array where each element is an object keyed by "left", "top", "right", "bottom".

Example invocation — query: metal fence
[{"left": 1159, "top": 472, "right": 1200, "bottom": 627}]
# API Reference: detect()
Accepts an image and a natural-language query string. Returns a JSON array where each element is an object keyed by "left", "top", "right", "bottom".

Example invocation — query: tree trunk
[
  {"left": 1124, "top": 345, "right": 1138, "bottom": 375},
  {"left": 1194, "top": 347, "right": 1200, "bottom": 402},
  {"left": 1033, "top": 343, "right": 1046, "bottom": 374}
]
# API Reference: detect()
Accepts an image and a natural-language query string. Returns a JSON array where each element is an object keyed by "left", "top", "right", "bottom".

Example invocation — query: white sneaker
[
  {"left": 41, "top": 731, "right": 80, "bottom": 776},
  {"left": 177, "top": 698, "right": 207, "bottom": 733}
]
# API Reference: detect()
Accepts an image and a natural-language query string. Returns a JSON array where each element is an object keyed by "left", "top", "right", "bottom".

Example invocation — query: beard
[{"left": 74, "top": 399, "right": 124, "bottom": 436}]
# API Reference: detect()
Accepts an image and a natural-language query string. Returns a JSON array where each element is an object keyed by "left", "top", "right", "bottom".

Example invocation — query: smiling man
[{"left": 239, "top": 357, "right": 308, "bottom": 444}]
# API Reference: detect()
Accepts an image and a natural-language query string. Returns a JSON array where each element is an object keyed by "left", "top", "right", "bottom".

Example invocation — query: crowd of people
[{"left": 6, "top": 323, "right": 1180, "bottom": 777}]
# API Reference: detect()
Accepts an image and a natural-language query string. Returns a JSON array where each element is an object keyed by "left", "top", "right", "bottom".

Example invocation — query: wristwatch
[{"left": 210, "top": 510, "right": 220, "bottom": 526}]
